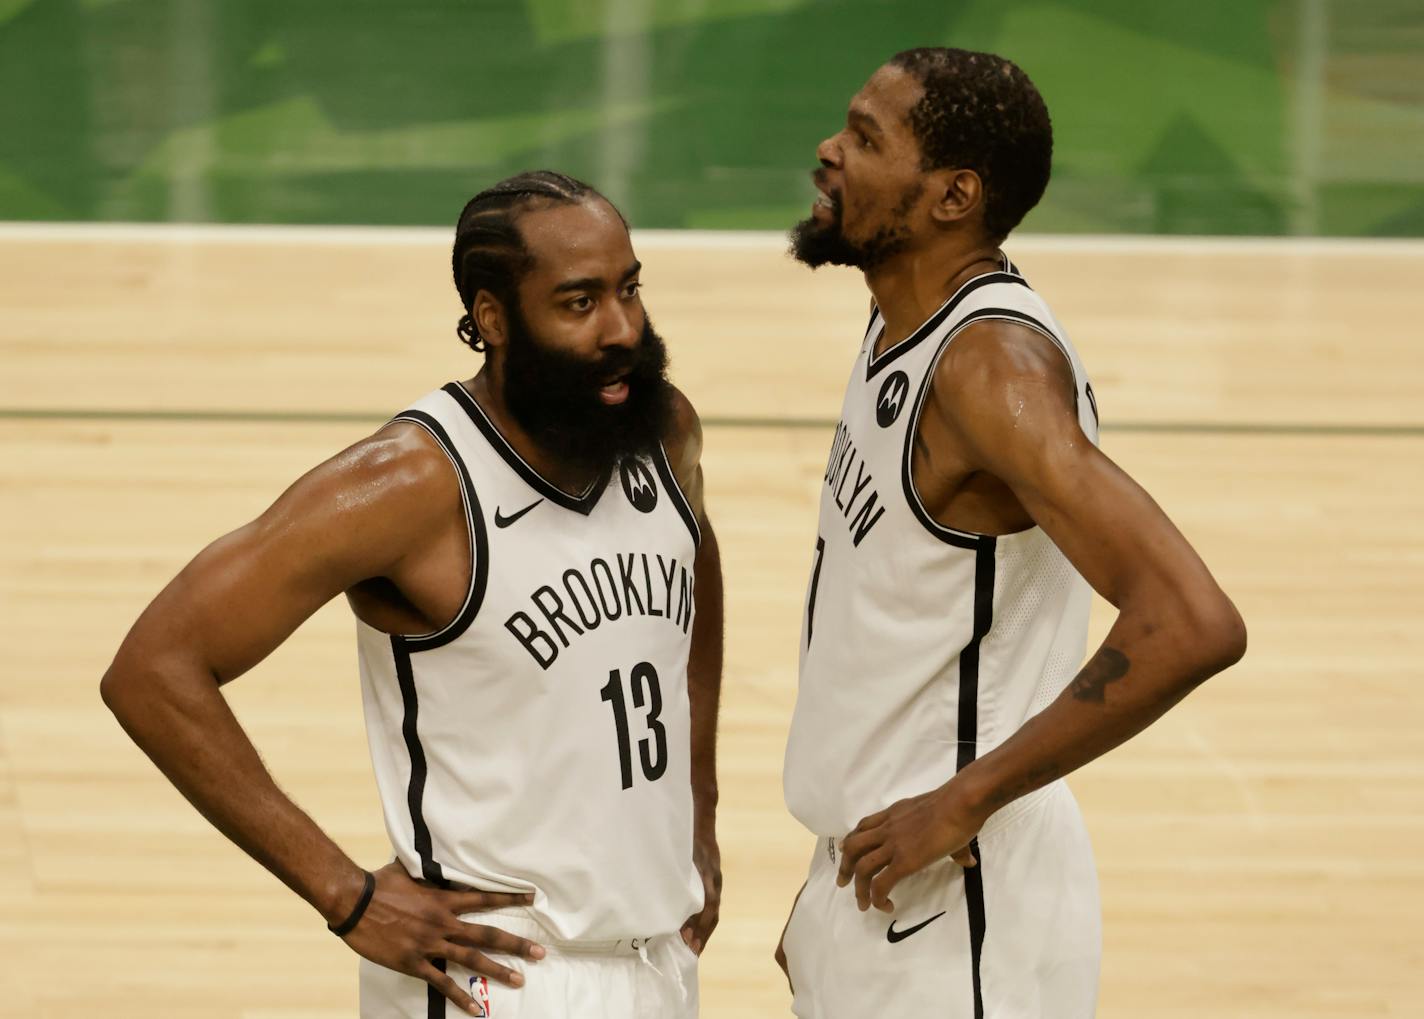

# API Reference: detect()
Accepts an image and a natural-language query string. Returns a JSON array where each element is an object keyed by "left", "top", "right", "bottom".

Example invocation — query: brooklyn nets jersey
[
  {"left": 783, "top": 255, "right": 1101, "bottom": 838},
  {"left": 355, "top": 382, "right": 704, "bottom": 942}
]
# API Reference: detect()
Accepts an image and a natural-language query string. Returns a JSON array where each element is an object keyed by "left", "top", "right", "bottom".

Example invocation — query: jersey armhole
[
  {"left": 388, "top": 410, "right": 490, "bottom": 650},
  {"left": 899, "top": 307, "right": 1078, "bottom": 550},
  {"left": 653, "top": 442, "right": 702, "bottom": 547},
  {"left": 899, "top": 329, "right": 991, "bottom": 550}
]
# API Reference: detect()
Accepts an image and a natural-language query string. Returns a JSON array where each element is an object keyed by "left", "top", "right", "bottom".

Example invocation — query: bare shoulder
[
  {"left": 264, "top": 419, "right": 461, "bottom": 538},
  {"left": 336, "top": 420, "right": 457, "bottom": 489},
  {"left": 661, "top": 384, "right": 704, "bottom": 483},
  {"left": 934, "top": 318, "right": 1076, "bottom": 410}
]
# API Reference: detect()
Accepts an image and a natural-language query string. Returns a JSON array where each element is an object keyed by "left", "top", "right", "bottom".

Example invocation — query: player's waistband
[
  {"left": 813, "top": 780, "right": 1065, "bottom": 868},
  {"left": 467, "top": 905, "right": 676, "bottom": 956}
]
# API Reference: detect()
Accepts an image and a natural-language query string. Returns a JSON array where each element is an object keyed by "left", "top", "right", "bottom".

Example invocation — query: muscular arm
[
  {"left": 100, "top": 423, "right": 541, "bottom": 1006},
  {"left": 101, "top": 425, "right": 456, "bottom": 919},
  {"left": 937, "top": 324, "right": 1246, "bottom": 819},
  {"left": 665, "top": 387, "right": 724, "bottom": 952},
  {"left": 839, "top": 323, "right": 1246, "bottom": 910}
]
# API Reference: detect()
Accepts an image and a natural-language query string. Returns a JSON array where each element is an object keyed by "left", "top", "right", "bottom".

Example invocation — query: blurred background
[
  {"left": 3, "top": 0, "right": 1422, "bottom": 236},
  {"left": 3, "top": 2, "right": 1423, "bottom": 1018}
]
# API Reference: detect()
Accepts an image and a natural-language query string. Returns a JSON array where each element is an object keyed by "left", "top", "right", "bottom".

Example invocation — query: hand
[
  {"left": 338, "top": 862, "right": 546, "bottom": 1017},
  {"left": 836, "top": 782, "right": 983, "bottom": 913},
  {"left": 680, "top": 825, "right": 721, "bottom": 954}
]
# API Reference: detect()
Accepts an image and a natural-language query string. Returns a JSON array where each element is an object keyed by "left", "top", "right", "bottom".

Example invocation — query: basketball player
[
  {"left": 775, "top": 49, "right": 1247, "bottom": 1017},
  {"left": 100, "top": 171, "right": 722, "bottom": 1018}
]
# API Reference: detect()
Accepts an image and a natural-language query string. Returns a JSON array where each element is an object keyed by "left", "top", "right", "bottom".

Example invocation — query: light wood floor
[{"left": 2, "top": 228, "right": 1422, "bottom": 1017}]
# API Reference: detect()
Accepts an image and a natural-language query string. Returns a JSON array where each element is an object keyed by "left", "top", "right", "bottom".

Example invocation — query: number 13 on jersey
[{"left": 600, "top": 662, "right": 668, "bottom": 790}]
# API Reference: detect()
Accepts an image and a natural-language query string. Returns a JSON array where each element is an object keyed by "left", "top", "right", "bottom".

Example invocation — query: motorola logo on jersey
[
  {"left": 876, "top": 371, "right": 910, "bottom": 427},
  {"left": 619, "top": 457, "right": 659, "bottom": 513}
]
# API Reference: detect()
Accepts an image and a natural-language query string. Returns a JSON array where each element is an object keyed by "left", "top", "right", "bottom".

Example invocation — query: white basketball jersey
[
  {"left": 355, "top": 382, "right": 704, "bottom": 941},
  {"left": 783, "top": 255, "right": 1101, "bottom": 838}
]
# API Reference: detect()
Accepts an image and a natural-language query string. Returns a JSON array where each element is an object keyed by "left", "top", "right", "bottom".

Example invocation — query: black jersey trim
[
  {"left": 426, "top": 959, "right": 446, "bottom": 1018},
  {"left": 652, "top": 442, "right": 702, "bottom": 547},
  {"left": 863, "top": 302, "right": 881, "bottom": 342},
  {"left": 390, "top": 410, "right": 489, "bottom": 651},
  {"left": 957, "top": 538, "right": 996, "bottom": 771},
  {"left": 393, "top": 634, "right": 446, "bottom": 887},
  {"left": 965, "top": 836, "right": 988, "bottom": 1019},
  {"left": 958, "top": 542, "right": 995, "bottom": 1018},
  {"left": 898, "top": 322, "right": 986, "bottom": 550},
  {"left": 963, "top": 306, "right": 1064, "bottom": 353},
  {"left": 900, "top": 305, "right": 1071, "bottom": 548},
  {"left": 442, "top": 381, "right": 610, "bottom": 516},
  {"left": 865, "top": 271, "right": 1029, "bottom": 382}
]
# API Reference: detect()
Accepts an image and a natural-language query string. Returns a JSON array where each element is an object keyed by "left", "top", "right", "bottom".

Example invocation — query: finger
[
  {"left": 680, "top": 917, "right": 702, "bottom": 954},
  {"left": 853, "top": 807, "right": 891, "bottom": 833},
  {"left": 951, "top": 843, "right": 979, "bottom": 868},
  {"left": 869, "top": 860, "right": 904, "bottom": 913},
  {"left": 837, "top": 829, "right": 880, "bottom": 887},
  {"left": 448, "top": 889, "right": 535, "bottom": 914},
  {"left": 443, "top": 944, "right": 526, "bottom": 988},
  {"left": 450, "top": 921, "right": 546, "bottom": 961},
  {"left": 420, "top": 963, "right": 484, "bottom": 1017},
  {"left": 689, "top": 905, "right": 720, "bottom": 953},
  {"left": 680, "top": 911, "right": 706, "bottom": 953},
  {"left": 852, "top": 846, "right": 893, "bottom": 912}
]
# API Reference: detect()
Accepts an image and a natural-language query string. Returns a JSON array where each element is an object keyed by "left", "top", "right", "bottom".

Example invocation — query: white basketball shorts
[
  {"left": 358, "top": 907, "right": 699, "bottom": 1018},
  {"left": 783, "top": 782, "right": 1100, "bottom": 1019}
]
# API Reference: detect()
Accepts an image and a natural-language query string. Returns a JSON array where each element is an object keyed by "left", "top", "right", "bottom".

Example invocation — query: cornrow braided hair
[{"left": 450, "top": 170, "right": 598, "bottom": 352}]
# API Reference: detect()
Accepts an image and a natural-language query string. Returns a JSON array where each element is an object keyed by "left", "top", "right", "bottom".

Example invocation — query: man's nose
[
  {"left": 816, "top": 134, "right": 841, "bottom": 169},
  {"left": 601, "top": 301, "right": 640, "bottom": 350}
]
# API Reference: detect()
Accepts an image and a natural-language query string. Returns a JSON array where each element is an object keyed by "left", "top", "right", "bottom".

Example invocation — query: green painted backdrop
[{"left": 2, "top": 0, "right": 1420, "bottom": 234}]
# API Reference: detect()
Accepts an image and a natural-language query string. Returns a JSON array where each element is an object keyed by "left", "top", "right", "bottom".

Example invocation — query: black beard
[
  {"left": 500, "top": 305, "right": 674, "bottom": 475},
  {"left": 789, "top": 183, "right": 920, "bottom": 270}
]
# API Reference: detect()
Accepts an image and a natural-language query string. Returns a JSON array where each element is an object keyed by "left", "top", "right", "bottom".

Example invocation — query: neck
[
  {"left": 865, "top": 237, "right": 1003, "bottom": 347},
  {"left": 464, "top": 370, "right": 604, "bottom": 496}
]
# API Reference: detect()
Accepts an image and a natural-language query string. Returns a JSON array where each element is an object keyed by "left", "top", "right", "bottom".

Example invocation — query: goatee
[{"left": 789, "top": 182, "right": 920, "bottom": 270}]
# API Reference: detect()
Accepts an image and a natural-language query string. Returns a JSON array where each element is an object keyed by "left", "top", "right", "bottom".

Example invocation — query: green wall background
[{"left": 2, "top": 0, "right": 1421, "bottom": 235}]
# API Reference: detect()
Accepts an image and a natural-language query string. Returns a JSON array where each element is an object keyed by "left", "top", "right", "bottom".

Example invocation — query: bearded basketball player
[
  {"left": 776, "top": 49, "right": 1246, "bottom": 1018},
  {"left": 102, "top": 171, "right": 722, "bottom": 1018}
]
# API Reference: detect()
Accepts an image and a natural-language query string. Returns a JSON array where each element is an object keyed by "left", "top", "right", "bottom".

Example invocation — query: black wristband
[{"left": 328, "top": 870, "right": 375, "bottom": 937}]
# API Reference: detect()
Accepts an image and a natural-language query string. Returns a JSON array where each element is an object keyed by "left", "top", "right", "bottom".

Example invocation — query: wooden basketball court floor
[{"left": 1, "top": 225, "right": 1421, "bottom": 1017}]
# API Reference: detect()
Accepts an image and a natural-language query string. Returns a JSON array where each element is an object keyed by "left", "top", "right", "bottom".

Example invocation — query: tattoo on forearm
[{"left": 1069, "top": 647, "right": 1130, "bottom": 704}]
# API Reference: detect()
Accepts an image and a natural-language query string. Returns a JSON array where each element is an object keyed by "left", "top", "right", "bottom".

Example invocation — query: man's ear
[
  {"left": 473, "top": 289, "right": 508, "bottom": 350},
  {"left": 928, "top": 167, "right": 985, "bottom": 227}
]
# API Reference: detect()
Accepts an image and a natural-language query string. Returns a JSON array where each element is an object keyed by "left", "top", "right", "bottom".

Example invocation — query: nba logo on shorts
[{"left": 467, "top": 975, "right": 492, "bottom": 1016}]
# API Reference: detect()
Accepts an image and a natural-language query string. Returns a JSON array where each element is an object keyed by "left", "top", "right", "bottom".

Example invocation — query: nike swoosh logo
[
  {"left": 886, "top": 911, "right": 947, "bottom": 944},
  {"left": 494, "top": 499, "right": 543, "bottom": 528}
]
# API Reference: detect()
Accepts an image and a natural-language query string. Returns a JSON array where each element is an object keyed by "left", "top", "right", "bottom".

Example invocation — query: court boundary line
[
  {"left": 2, "top": 406, "right": 1421, "bottom": 438},
  {"left": 2, "top": 220, "right": 1423, "bottom": 256}
]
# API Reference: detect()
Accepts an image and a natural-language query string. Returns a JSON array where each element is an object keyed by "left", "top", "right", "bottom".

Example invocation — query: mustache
[
  {"left": 549, "top": 342, "right": 641, "bottom": 388},
  {"left": 594, "top": 346, "right": 638, "bottom": 379}
]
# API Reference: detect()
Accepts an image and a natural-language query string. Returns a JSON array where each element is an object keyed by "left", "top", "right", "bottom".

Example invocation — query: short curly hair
[{"left": 890, "top": 48, "right": 1053, "bottom": 240}]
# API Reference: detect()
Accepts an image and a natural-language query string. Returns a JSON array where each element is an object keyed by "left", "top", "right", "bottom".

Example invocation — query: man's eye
[
  {"left": 622, "top": 281, "right": 642, "bottom": 299},
  {"left": 569, "top": 296, "right": 593, "bottom": 311}
]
